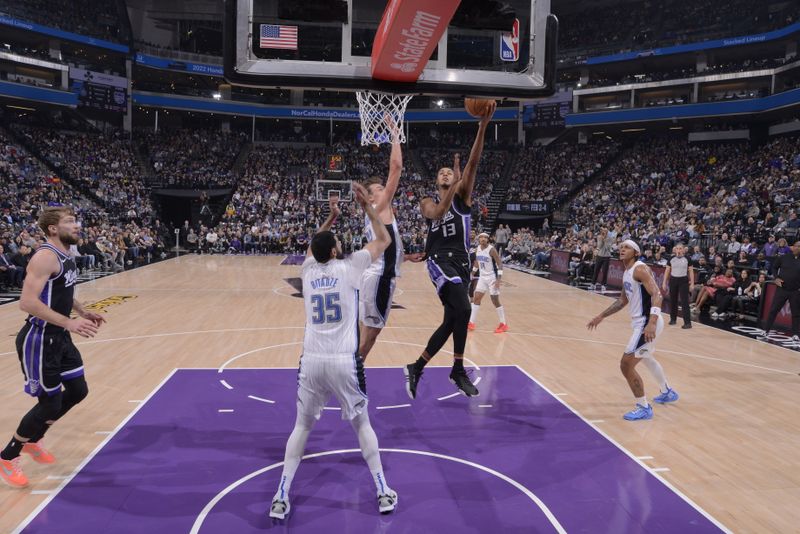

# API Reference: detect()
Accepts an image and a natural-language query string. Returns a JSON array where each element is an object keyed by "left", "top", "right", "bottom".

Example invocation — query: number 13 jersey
[{"left": 424, "top": 194, "right": 471, "bottom": 262}]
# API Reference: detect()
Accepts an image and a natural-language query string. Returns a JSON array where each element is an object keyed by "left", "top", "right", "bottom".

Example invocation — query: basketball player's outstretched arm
[
  {"left": 19, "top": 250, "right": 99, "bottom": 337},
  {"left": 587, "top": 291, "right": 628, "bottom": 330},
  {"left": 634, "top": 264, "right": 663, "bottom": 342},
  {"left": 457, "top": 101, "right": 497, "bottom": 205},
  {"left": 375, "top": 118, "right": 403, "bottom": 219},
  {"left": 305, "top": 196, "right": 341, "bottom": 257},
  {"left": 355, "top": 183, "right": 391, "bottom": 262}
]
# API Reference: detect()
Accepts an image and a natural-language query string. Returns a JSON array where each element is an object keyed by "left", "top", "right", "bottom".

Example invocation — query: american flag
[{"left": 260, "top": 24, "right": 298, "bottom": 50}]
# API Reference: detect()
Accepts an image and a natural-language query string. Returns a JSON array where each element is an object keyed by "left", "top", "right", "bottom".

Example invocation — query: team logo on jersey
[
  {"left": 430, "top": 211, "right": 455, "bottom": 232},
  {"left": 623, "top": 281, "right": 633, "bottom": 294},
  {"left": 64, "top": 269, "right": 79, "bottom": 288}
]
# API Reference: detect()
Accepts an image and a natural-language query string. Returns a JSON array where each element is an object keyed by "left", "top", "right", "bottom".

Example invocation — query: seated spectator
[
  {"left": 0, "top": 243, "right": 23, "bottom": 288},
  {"left": 733, "top": 272, "right": 767, "bottom": 319},
  {"left": 693, "top": 268, "right": 736, "bottom": 314},
  {"left": 714, "top": 269, "right": 751, "bottom": 319}
]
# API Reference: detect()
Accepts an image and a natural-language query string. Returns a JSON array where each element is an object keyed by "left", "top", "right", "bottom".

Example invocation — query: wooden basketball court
[{"left": 0, "top": 255, "right": 797, "bottom": 532}]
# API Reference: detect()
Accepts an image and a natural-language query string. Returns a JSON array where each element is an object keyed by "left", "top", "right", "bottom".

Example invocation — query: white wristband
[
  {"left": 497, "top": 270, "right": 503, "bottom": 276},
  {"left": 650, "top": 307, "right": 661, "bottom": 316}
]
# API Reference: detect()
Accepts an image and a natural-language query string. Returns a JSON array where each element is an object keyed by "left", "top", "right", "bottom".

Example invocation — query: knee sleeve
[{"left": 17, "top": 393, "right": 63, "bottom": 438}]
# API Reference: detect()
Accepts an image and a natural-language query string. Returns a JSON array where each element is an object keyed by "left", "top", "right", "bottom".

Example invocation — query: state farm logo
[
  {"left": 389, "top": 11, "right": 440, "bottom": 73},
  {"left": 390, "top": 62, "right": 416, "bottom": 73}
]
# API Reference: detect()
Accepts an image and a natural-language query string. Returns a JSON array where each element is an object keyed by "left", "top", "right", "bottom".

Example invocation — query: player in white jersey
[
  {"left": 270, "top": 185, "right": 398, "bottom": 520},
  {"left": 586, "top": 240, "right": 679, "bottom": 421},
  {"left": 359, "top": 126, "right": 422, "bottom": 360},
  {"left": 468, "top": 232, "right": 508, "bottom": 333}
]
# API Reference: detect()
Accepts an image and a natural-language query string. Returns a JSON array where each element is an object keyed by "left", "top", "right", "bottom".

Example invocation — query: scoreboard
[
  {"left": 72, "top": 81, "right": 127, "bottom": 113},
  {"left": 523, "top": 91, "right": 573, "bottom": 130},
  {"left": 327, "top": 154, "right": 344, "bottom": 173},
  {"left": 504, "top": 201, "right": 551, "bottom": 215},
  {"left": 529, "top": 101, "right": 571, "bottom": 129},
  {"left": 69, "top": 67, "right": 128, "bottom": 114}
]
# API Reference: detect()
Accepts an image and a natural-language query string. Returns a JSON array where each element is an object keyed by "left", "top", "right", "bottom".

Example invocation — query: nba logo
[{"left": 500, "top": 19, "right": 519, "bottom": 62}]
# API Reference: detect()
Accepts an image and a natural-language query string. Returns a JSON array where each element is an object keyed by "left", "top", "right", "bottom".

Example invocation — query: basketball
[{"left": 465, "top": 98, "right": 495, "bottom": 118}]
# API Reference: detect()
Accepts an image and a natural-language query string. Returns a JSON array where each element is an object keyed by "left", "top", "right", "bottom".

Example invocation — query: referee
[
  {"left": 761, "top": 240, "right": 800, "bottom": 341},
  {"left": 662, "top": 244, "right": 693, "bottom": 329}
]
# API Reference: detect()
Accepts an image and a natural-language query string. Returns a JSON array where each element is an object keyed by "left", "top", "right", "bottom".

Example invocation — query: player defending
[
  {"left": 469, "top": 232, "right": 507, "bottom": 333},
  {"left": 404, "top": 101, "right": 496, "bottom": 399},
  {"left": 1, "top": 207, "right": 105, "bottom": 488},
  {"left": 586, "top": 240, "right": 679, "bottom": 420},
  {"left": 269, "top": 186, "right": 397, "bottom": 520},
  {"left": 359, "top": 122, "right": 409, "bottom": 361}
]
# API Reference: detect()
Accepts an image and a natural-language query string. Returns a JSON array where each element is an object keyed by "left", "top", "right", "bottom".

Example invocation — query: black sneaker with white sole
[
  {"left": 378, "top": 490, "right": 398, "bottom": 513},
  {"left": 404, "top": 364, "right": 423, "bottom": 400},
  {"left": 269, "top": 498, "right": 290, "bottom": 519},
  {"left": 449, "top": 368, "right": 479, "bottom": 397}
]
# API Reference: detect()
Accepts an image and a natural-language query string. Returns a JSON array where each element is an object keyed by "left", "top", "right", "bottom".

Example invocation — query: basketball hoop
[
  {"left": 356, "top": 91, "right": 413, "bottom": 146},
  {"left": 316, "top": 179, "right": 353, "bottom": 202}
]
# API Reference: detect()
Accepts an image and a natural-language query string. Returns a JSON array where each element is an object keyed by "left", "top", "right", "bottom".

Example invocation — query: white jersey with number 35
[{"left": 301, "top": 250, "right": 372, "bottom": 356}]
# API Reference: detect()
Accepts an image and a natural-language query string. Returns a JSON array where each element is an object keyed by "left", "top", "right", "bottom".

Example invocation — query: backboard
[{"left": 224, "top": 0, "right": 558, "bottom": 99}]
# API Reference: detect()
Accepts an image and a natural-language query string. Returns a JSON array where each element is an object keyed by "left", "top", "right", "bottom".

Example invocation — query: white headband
[
  {"left": 478, "top": 232, "right": 490, "bottom": 239},
  {"left": 621, "top": 239, "right": 641, "bottom": 254}
]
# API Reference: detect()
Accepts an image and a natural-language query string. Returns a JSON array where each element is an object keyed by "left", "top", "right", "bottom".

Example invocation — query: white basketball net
[{"left": 356, "top": 91, "right": 413, "bottom": 146}]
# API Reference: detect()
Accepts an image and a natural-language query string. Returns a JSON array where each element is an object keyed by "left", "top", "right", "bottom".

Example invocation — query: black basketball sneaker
[
  {"left": 449, "top": 368, "right": 479, "bottom": 397},
  {"left": 404, "top": 364, "right": 423, "bottom": 400}
]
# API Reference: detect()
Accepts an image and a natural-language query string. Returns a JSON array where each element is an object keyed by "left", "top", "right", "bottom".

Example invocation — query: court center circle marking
[{"left": 188, "top": 448, "right": 566, "bottom": 534}]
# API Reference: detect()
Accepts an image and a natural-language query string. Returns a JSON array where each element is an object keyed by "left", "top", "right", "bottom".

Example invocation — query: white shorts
[
  {"left": 624, "top": 316, "right": 665, "bottom": 358},
  {"left": 359, "top": 273, "right": 396, "bottom": 329},
  {"left": 297, "top": 352, "right": 368, "bottom": 420},
  {"left": 475, "top": 276, "right": 499, "bottom": 296}
]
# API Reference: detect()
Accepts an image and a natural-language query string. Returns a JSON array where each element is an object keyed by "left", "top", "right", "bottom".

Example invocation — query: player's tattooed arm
[
  {"left": 586, "top": 291, "right": 628, "bottom": 330},
  {"left": 600, "top": 298, "right": 626, "bottom": 318}
]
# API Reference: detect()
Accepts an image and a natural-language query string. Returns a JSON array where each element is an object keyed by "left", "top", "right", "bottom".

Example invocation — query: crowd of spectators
[
  {"left": 0, "top": 127, "right": 169, "bottom": 291},
  {"left": 556, "top": 0, "right": 800, "bottom": 62},
  {"left": 180, "top": 141, "right": 436, "bottom": 256},
  {"left": 139, "top": 129, "right": 248, "bottom": 189},
  {"left": 0, "top": 0, "right": 129, "bottom": 43},
  {"left": 12, "top": 126, "right": 156, "bottom": 225},
  {"left": 505, "top": 140, "right": 619, "bottom": 205},
  {"left": 501, "top": 134, "right": 800, "bottom": 321},
  {"left": 584, "top": 57, "right": 793, "bottom": 90}
]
